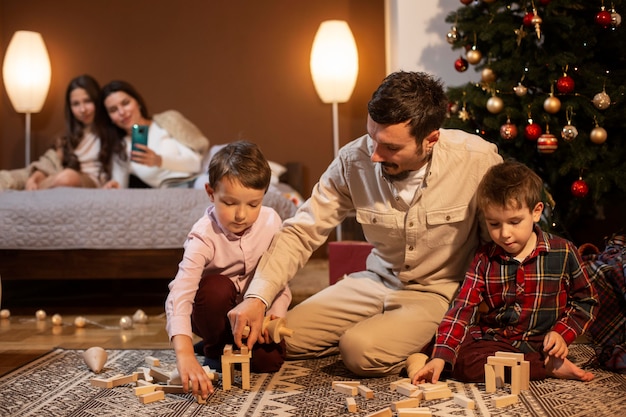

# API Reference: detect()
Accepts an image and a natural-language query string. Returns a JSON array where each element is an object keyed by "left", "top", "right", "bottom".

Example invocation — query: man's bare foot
[{"left": 545, "top": 355, "right": 594, "bottom": 381}]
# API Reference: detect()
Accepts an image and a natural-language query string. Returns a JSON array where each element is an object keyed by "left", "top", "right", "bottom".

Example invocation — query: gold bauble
[
  {"left": 481, "top": 68, "right": 497, "bottom": 83},
  {"left": 486, "top": 96, "right": 504, "bottom": 114},
  {"left": 590, "top": 127, "right": 608, "bottom": 144},
  {"left": 513, "top": 83, "right": 528, "bottom": 96},
  {"left": 592, "top": 91, "right": 611, "bottom": 110},
  {"left": 543, "top": 95, "right": 561, "bottom": 114},
  {"left": 466, "top": 48, "right": 482, "bottom": 65}
]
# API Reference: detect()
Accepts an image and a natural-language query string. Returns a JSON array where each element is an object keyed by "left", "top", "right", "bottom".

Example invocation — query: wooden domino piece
[
  {"left": 90, "top": 374, "right": 124, "bottom": 388},
  {"left": 485, "top": 363, "right": 496, "bottom": 393},
  {"left": 495, "top": 351, "right": 530, "bottom": 390},
  {"left": 221, "top": 344, "right": 252, "bottom": 391},
  {"left": 364, "top": 407, "right": 392, "bottom": 417},
  {"left": 416, "top": 381, "right": 448, "bottom": 391},
  {"left": 145, "top": 356, "right": 160, "bottom": 367},
  {"left": 133, "top": 384, "right": 158, "bottom": 396},
  {"left": 396, "top": 382, "right": 421, "bottom": 397},
  {"left": 492, "top": 394, "right": 518, "bottom": 408},
  {"left": 391, "top": 397, "right": 421, "bottom": 411},
  {"left": 334, "top": 383, "right": 358, "bottom": 396},
  {"left": 346, "top": 396, "right": 357, "bottom": 413},
  {"left": 396, "top": 407, "right": 432, "bottom": 417},
  {"left": 332, "top": 380, "right": 361, "bottom": 387},
  {"left": 139, "top": 389, "right": 165, "bottom": 404},
  {"left": 453, "top": 393, "right": 475, "bottom": 409},
  {"left": 357, "top": 384, "right": 375, "bottom": 399},
  {"left": 421, "top": 387, "right": 452, "bottom": 401}
]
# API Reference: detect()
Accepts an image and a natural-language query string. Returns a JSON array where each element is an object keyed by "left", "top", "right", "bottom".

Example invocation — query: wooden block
[
  {"left": 396, "top": 382, "right": 420, "bottom": 397},
  {"left": 422, "top": 387, "right": 452, "bottom": 401},
  {"left": 494, "top": 352, "right": 530, "bottom": 390},
  {"left": 492, "top": 394, "right": 518, "bottom": 408},
  {"left": 137, "top": 367, "right": 153, "bottom": 382},
  {"left": 485, "top": 363, "right": 496, "bottom": 393},
  {"left": 334, "top": 383, "right": 358, "bottom": 396},
  {"left": 196, "top": 394, "right": 206, "bottom": 404},
  {"left": 223, "top": 344, "right": 233, "bottom": 356},
  {"left": 139, "top": 389, "right": 165, "bottom": 404},
  {"left": 364, "top": 407, "right": 392, "bottom": 417},
  {"left": 150, "top": 366, "right": 171, "bottom": 383},
  {"left": 390, "top": 378, "right": 411, "bottom": 391},
  {"left": 487, "top": 356, "right": 519, "bottom": 367},
  {"left": 241, "top": 361, "right": 250, "bottom": 390},
  {"left": 332, "top": 380, "right": 361, "bottom": 388},
  {"left": 397, "top": 407, "right": 432, "bottom": 417},
  {"left": 133, "top": 384, "right": 157, "bottom": 396},
  {"left": 90, "top": 374, "right": 124, "bottom": 388},
  {"left": 111, "top": 373, "right": 138, "bottom": 387},
  {"left": 391, "top": 397, "right": 421, "bottom": 411},
  {"left": 202, "top": 366, "right": 217, "bottom": 381},
  {"left": 137, "top": 379, "right": 153, "bottom": 387},
  {"left": 145, "top": 356, "right": 160, "bottom": 367},
  {"left": 495, "top": 351, "right": 524, "bottom": 361},
  {"left": 240, "top": 345, "right": 249, "bottom": 355},
  {"left": 156, "top": 384, "right": 186, "bottom": 394},
  {"left": 357, "top": 384, "right": 375, "bottom": 399},
  {"left": 453, "top": 393, "right": 475, "bottom": 409},
  {"left": 417, "top": 381, "right": 448, "bottom": 391},
  {"left": 167, "top": 369, "right": 181, "bottom": 385},
  {"left": 510, "top": 364, "right": 521, "bottom": 395},
  {"left": 346, "top": 396, "right": 357, "bottom": 413}
]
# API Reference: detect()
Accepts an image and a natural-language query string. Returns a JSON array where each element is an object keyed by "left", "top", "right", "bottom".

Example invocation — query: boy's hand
[
  {"left": 172, "top": 335, "right": 214, "bottom": 399},
  {"left": 412, "top": 358, "right": 445, "bottom": 385},
  {"left": 228, "top": 298, "right": 267, "bottom": 350},
  {"left": 543, "top": 331, "right": 568, "bottom": 360}
]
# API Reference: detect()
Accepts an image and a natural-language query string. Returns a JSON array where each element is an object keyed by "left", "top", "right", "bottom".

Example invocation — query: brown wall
[{"left": 0, "top": 0, "right": 386, "bottom": 195}]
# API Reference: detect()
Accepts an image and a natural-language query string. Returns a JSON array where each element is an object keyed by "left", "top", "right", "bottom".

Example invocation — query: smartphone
[{"left": 131, "top": 124, "right": 149, "bottom": 152}]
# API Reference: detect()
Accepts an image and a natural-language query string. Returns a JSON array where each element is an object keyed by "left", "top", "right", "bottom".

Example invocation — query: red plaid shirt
[{"left": 432, "top": 225, "right": 598, "bottom": 366}]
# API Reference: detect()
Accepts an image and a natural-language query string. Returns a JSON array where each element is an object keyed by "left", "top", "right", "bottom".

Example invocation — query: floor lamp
[
  {"left": 2, "top": 31, "right": 52, "bottom": 166},
  {"left": 310, "top": 20, "right": 359, "bottom": 241}
]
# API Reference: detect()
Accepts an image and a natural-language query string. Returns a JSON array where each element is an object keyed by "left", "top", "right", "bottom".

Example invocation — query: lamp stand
[
  {"left": 331, "top": 101, "right": 342, "bottom": 241},
  {"left": 25, "top": 112, "right": 32, "bottom": 166}
]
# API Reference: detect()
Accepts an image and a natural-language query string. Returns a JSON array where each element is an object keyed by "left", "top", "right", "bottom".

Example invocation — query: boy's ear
[
  {"left": 205, "top": 183, "right": 215, "bottom": 202},
  {"left": 531, "top": 201, "right": 544, "bottom": 222}
]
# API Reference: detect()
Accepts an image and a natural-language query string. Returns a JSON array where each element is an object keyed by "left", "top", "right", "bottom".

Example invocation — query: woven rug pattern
[{"left": 0, "top": 344, "right": 624, "bottom": 416}]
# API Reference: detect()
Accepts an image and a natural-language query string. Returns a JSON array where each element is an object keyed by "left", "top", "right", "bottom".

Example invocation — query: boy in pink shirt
[{"left": 165, "top": 141, "right": 291, "bottom": 399}]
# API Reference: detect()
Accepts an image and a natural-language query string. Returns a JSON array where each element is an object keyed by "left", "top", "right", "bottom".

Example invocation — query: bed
[{"left": 0, "top": 162, "right": 304, "bottom": 282}]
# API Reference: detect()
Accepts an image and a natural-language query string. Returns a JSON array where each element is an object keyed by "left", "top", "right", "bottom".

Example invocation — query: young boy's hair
[
  {"left": 208, "top": 140, "right": 272, "bottom": 191},
  {"left": 476, "top": 159, "right": 543, "bottom": 211}
]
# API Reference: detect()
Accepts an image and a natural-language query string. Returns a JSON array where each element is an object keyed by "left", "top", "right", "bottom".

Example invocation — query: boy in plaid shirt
[{"left": 412, "top": 160, "right": 598, "bottom": 384}]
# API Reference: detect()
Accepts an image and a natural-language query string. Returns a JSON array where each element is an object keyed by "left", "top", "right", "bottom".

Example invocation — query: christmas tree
[{"left": 443, "top": 0, "right": 626, "bottom": 241}]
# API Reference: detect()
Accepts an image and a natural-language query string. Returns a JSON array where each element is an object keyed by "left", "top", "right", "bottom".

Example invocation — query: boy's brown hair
[
  {"left": 208, "top": 140, "right": 271, "bottom": 191},
  {"left": 476, "top": 159, "right": 543, "bottom": 212}
]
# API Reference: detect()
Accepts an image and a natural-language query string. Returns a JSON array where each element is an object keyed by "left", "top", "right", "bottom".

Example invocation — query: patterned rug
[{"left": 1, "top": 345, "right": 624, "bottom": 416}]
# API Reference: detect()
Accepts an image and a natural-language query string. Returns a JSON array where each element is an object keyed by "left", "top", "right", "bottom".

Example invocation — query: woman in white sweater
[{"left": 101, "top": 80, "right": 209, "bottom": 188}]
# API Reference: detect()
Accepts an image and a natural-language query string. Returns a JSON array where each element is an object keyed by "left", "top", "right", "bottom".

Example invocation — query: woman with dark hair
[
  {"left": 0, "top": 74, "right": 124, "bottom": 190},
  {"left": 101, "top": 80, "right": 209, "bottom": 188}
]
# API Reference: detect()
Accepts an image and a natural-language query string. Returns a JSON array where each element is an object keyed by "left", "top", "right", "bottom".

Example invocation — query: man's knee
[{"left": 339, "top": 328, "right": 402, "bottom": 377}]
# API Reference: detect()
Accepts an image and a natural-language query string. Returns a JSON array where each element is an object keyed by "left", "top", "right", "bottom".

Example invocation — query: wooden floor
[{"left": 0, "top": 259, "right": 329, "bottom": 377}]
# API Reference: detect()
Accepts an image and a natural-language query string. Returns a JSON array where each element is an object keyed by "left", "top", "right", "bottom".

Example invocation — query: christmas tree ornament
[
  {"left": 592, "top": 90, "right": 611, "bottom": 110},
  {"left": 454, "top": 56, "right": 469, "bottom": 72},
  {"left": 524, "top": 119, "right": 542, "bottom": 141},
  {"left": 610, "top": 6, "right": 622, "bottom": 27},
  {"left": 596, "top": 6, "right": 613, "bottom": 28},
  {"left": 556, "top": 72, "right": 575, "bottom": 94},
  {"left": 537, "top": 132, "right": 558, "bottom": 154},
  {"left": 486, "top": 95, "right": 504, "bottom": 114},
  {"left": 523, "top": 12, "right": 535, "bottom": 27},
  {"left": 466, "top": 46, "right": 482, "bottom": 65},
  {"left": 531, "top": 9, "right": 543, "bottom": 39},
  {"left": 447, "top": 101, "right": 459, "bottom": 114},
  {"left": 590, "top": 125, "right": 608, "bottom": 144},
  {"left": 539, "top": 0, "right": 551, "bottom": 5},
  {"left": 513, "top": 82, "right": 528, "bottom": 96},
  {"left": 500, "top": 118, "right": 518, "bottom": 140},
  {"left": 458, "top": 102, "right": 470, "bottom": 121},
  {"left": 571, "top": 177, "right": 589, "bottom": 198},
  {"left": 460, "top": 0, "right": 473, "bottom": 5},
  {"left": 446, "top": 26, "right": 459, "bottom": 44},
  {"left": 481, "top": 67, "right": 497, "bottom": 83},
  {"left": 561, "top": 124, "right": 579, "bottom": 142},
  {"left": 543, "top": 94, "right": 561, "bottom": 114}
]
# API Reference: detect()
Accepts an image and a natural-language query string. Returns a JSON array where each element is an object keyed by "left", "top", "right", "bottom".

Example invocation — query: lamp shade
[
  {"left": 2, "top": 31, "right": 52, "bottom": 113},
  {"left": 310, "top": 20, "right": 359, "bottom": 104}
]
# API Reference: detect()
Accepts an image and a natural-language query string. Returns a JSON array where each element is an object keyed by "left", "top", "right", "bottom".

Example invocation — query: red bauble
[
  {"left": 460, "top": 0, "right": 473, "bottom": 5},
  {"left": 523, "top": 12, "right": 535, "bottom": 27},
  {"left": 524, "top": 123, "right": 542, "bottom": 141},
  {"left": 539, "top": 0, "right": 551, "bottom": 5},
  {"left": 556, "top": 75, "right": 575, "bottom": 94},
  {"left": 500, "top": 122, "right": 518, "bottom": 140},
  {"left": 571, "top": 178, "right": 589, "bottom": 198},
  {"left": 596, "top": 10, "right": 612, "bottom": 28},
  {"left": 454, "top": 57, "right": 469, "bottom": 72},
  {"left": 537, "top": 133, "right": 558, "bottom": 154}
]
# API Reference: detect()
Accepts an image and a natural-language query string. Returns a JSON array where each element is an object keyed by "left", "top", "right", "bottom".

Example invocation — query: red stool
[{"left": 327, "top": 241, "right": 374, "bottom": 285}]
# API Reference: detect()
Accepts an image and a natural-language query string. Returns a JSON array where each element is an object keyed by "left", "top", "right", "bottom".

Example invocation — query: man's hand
[{"left": 228, "top": 298, "right": 266, "bottom": 350}]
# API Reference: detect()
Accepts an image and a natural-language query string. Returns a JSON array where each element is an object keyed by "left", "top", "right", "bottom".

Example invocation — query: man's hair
[
  {"left": 477, "top": 160, "right": 544, "bottom": 211},
  {"left": 208, "top": 140, "right": 271, "bottom": 191},
  {"left": 367, "top": 71, "right": 448, "bottom": 142}
]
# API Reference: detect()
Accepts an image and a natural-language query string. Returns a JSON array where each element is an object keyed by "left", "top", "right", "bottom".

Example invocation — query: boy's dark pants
[
  {"left": 450, "top": 338, "right": 548, "bottom": 382},
  {"left": 191, "top": 274, "right": 285, "bottom": 373}
]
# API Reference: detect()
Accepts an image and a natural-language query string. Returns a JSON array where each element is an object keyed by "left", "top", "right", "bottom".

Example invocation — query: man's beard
[{"left": 381, "top": 163, "right": 411, "bottom": 181}]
